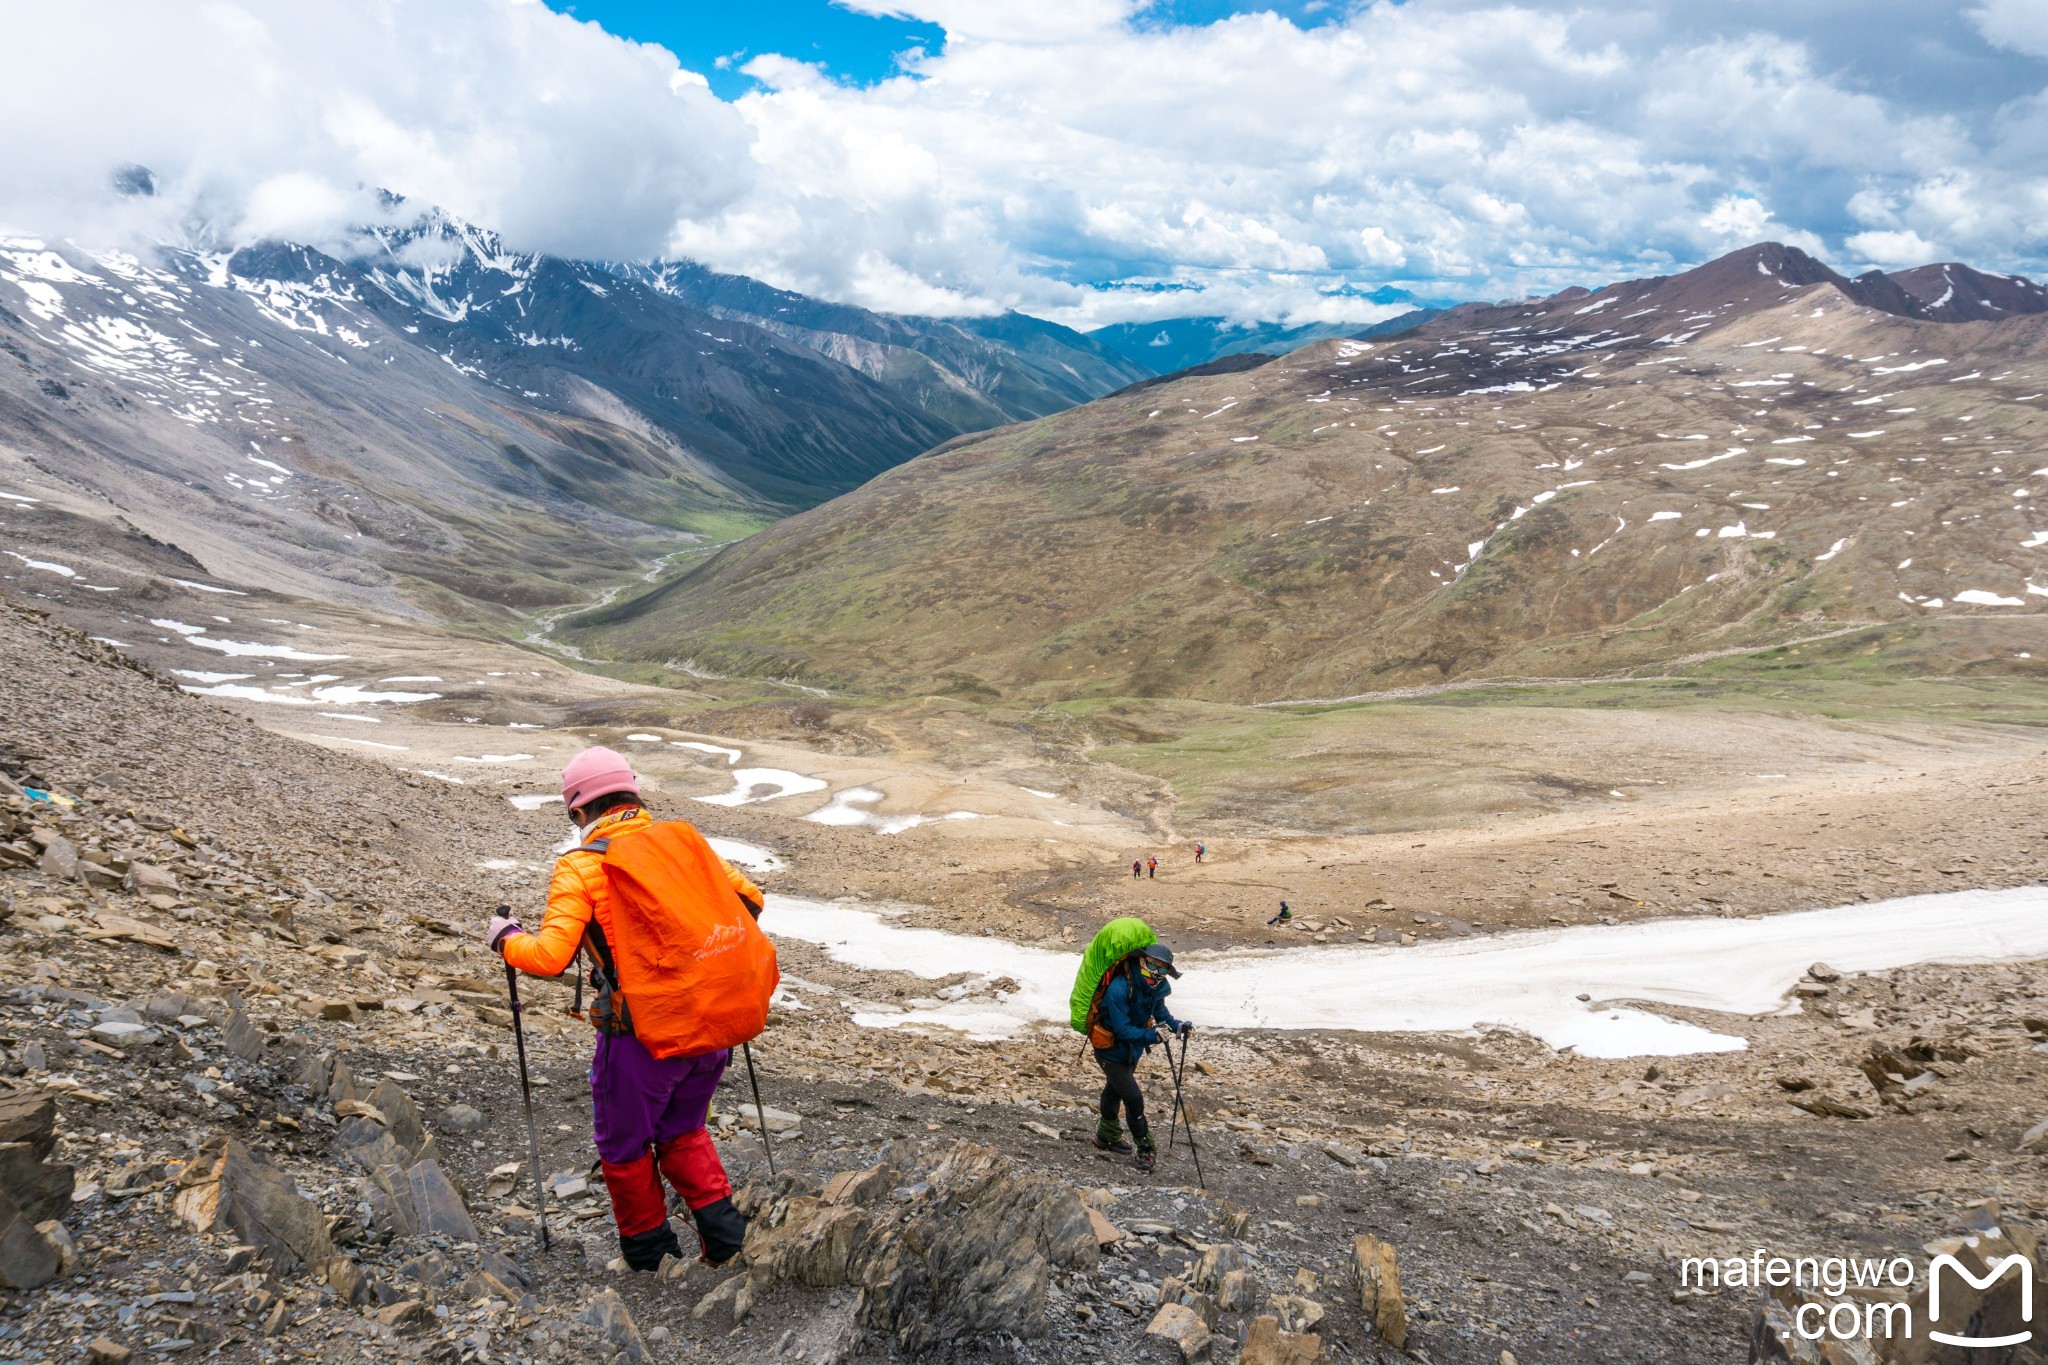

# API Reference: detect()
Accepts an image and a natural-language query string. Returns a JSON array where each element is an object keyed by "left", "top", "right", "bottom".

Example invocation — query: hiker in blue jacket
[{"left": 1092, "top": 944, "right": 1191, "bottom": 1172}]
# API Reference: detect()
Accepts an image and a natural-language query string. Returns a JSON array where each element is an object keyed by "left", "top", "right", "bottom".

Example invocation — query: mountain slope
[
  {"left": 615, "top": 261, "right": 1150, "bottom": 431},
  {"left": 0, "top": 204, "right": 1150, "bottom": 624},
  {"left": 226, "top": 232, "right": 954, "bottom": 509},
  {"left": 573, "top": 243, "right": 2048, "bottom": 701},
  {"left": 1887, "top": 262, "right": 2048, "bottom": 323},
  {"left": 0, "top": 234, "right": 740, "bottom": 621}
]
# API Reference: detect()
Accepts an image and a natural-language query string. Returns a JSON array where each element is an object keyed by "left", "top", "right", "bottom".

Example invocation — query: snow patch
[
  {"left": 673, "top": 741, "right": 743, "bottom": 765},
  {"left": 309, "top": 684, "right": 441, "bottom": 705},
  {"left": 805, "top": 788, "right": 924, "bottom": 835},
  {"left": 179, "top": 683, "right": 314, "bottom": 705},
  {"left": 695, "top": 768, "right": 829, "bottom": 808},
  {"left": 766, "top": 886, "right": 2048, "bottom": 1056},
  {"left": 4, "top": 551, "right": 74, "bottom": 577},
  {"left": 707, "top": 837, "right": 786, "bottom": 874}
]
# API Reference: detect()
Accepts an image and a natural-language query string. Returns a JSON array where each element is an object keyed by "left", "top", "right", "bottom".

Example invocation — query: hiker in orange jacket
[{"left": 489, "top": 746, "right": 765, "bottom": 1271}]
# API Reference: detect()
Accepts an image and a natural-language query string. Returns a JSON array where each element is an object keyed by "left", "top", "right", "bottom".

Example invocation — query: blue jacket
[{"left": 1093, "top": 966, "right": 1183, "bottom": 1066}]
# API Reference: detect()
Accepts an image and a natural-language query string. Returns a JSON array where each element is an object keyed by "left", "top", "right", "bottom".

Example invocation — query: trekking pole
[
  {"left": 502, "top": 962, "right": 551, "bottom": 1251},
  {"left": 1170, "top": 1031, "right": 1206, "bottom": 1190},
  {"left": 1164, "top": 1033, "right": 1184, "bottom": 1156},
  {"left": 742, "top": 1041, "right": 776, "bottom": 1176}
]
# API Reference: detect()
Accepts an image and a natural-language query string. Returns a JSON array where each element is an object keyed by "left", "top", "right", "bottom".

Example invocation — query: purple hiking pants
[{"left": 589, "top": 1032, "right": 730, "bottom": 1163}]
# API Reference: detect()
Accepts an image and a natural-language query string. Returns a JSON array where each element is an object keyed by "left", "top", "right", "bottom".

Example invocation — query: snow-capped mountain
[
  {"left": 1886, "top": 262, "right": 2048, "bottom": 323},
  {"left": 0, "top": 202, "right": 1147, "bottom": 623}
]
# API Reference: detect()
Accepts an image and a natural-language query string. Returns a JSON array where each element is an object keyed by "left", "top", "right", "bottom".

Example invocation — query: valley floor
[{"left": 1, "top": 575, "right": 2045, "bottom": 1364}]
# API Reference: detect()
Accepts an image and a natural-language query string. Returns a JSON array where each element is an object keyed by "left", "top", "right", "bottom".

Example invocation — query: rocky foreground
[{"left": 1, "top": 593, "right": 2046, "bottom": 1364}]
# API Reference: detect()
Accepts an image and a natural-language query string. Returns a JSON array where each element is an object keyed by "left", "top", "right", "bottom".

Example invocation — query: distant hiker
[
  {"left": 489, "top": 746, "right": 779, "bottom": 1272},
  {"left": 1133, "top": 859, "right": 1143, "bottom": 879},
  {"left": 1146, "top": 856, "right": 1158, "bottom": 880},
  {"left": 1193, "top": 842, "right": 1206, "bottom": 864},
  {"left": 1267, "top": 900, "right": 1292, "bottom": 926},
  {"left": 1069, "top": 919, "right": 1190, "bottom": 1174}
]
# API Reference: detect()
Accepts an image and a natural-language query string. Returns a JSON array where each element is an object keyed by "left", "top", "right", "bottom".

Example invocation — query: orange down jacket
[{"left": 501, "top": 807, "right": 764, "bottom": 985}]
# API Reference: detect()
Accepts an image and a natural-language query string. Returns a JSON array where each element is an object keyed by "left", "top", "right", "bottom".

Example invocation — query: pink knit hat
[{"left": 560, "top": 745, "right": 640, "bottom": 812}]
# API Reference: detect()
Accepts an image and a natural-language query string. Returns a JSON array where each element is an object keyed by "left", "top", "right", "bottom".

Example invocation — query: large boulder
[
  {"left": 174, "top": 1136, "right": 334, "bottom": 1271},
  {"left": 742, "top": 1142, "right": 1097, "bottom": 1355},
  {"left": 0, "top": 1093, "right": 57, "bottom": 1157},
  {"left": 1241, "top": 1313, "right": 1324, "bottom": 1364},
  {"left": 0, "top": 1186, "right": 59, "bottom": 1290},
  {"left": 1146, "top": 1302, "right": 1213, "bottom": 1361},
  {"left": 0, "top": 1142, "right": 74, "bottom": 1222},
  {"left": 221, "top": 1010, "right": 268, "bottom": 1063},
  {"left": 359, "top": 1158, "right": 478, "bottom": 1243},
  {"left": 579, "top": 1291, "right": 651, "bottom": 1365},
  {"left": 0, "top": 1093, "right": 73, "bottom": 1224}
]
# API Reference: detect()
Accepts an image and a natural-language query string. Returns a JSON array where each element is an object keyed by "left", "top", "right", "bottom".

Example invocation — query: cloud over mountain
[
  {"left": 5, "top": 0, "right": 2045, "bottom": 325},
  {"left": 0, "top": 0, "right": 748, "bottom": 260}
]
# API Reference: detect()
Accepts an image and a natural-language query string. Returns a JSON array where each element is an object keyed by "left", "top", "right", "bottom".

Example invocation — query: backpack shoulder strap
[
  {"left": 1087, "top": 956, "right": 1128, "bottom": 1028},
  {"left": 566, "top": 835, "right": 625, "bottom": 1029}
]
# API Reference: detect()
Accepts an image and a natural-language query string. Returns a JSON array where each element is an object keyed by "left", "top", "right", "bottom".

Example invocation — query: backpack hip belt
[{"left": 580, "top": 920, "right": 636, "bottom": 1038}]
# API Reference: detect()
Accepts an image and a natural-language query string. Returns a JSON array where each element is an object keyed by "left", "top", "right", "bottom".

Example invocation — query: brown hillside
[{"left": 575, "top": 246, "right": 2048, "bottom": 701}]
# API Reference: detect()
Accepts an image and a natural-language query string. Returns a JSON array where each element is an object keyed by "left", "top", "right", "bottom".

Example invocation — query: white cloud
[
  {"left": 0, "top": 0, "right": 749, "bottom": 259},
  {"left": 675, "top": 1, "right": 2046, "bottom": 321},
  {"left": 1847, "top": 229, "right": 1942, "bottom": 267},
  {"left": 1699, "top": 195, "right": 1825, "bottom": 257},
  {"left": 1972, "top": 0, "right": 2048, "bottom": 59},
  {"left": 4, "top": 0, "right": 2045, "bottom": 325}
]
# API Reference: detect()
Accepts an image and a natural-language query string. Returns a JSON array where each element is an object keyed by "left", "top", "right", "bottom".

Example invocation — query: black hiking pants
[{"left": 1096, "top": 1053, "right": 1149, "bottom": 1141}]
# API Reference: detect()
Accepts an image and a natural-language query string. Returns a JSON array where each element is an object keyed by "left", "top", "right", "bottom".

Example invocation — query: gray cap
[{"left": 1140, "top": 943, "right": 1181, "bottom": 978}]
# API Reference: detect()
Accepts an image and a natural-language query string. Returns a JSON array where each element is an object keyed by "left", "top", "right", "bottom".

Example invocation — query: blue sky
[
  {"left": 547, "top": 1, "right": 946, "bottom": 99},
  {"left": 547, "top": 1, "right": 1351, "bottom": 99}
]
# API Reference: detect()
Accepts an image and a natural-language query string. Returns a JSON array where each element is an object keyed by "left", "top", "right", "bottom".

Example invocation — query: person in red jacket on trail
[{"left": 488, "top": 746, "right": 766, "bottom": 1271}]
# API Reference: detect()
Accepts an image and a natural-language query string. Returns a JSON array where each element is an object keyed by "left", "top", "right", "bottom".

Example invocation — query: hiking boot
[
  {"left": 1093, "top": 1121, "right": 1133, "bottom": 1154},
  {"left": 1134, "top": 1137, "right": 1157, "bottom": 1173},
  {"left": 692, "top": 1198, "right": 748, "bottom": 1267},
  {"left": 618, "top": 1221, "right": 683, "bottom": 1272}
]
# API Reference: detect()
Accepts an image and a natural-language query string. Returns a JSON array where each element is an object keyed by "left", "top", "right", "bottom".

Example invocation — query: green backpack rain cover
[{"left": 1069, "top": 917, "right": 1158, "bottom": 1033}]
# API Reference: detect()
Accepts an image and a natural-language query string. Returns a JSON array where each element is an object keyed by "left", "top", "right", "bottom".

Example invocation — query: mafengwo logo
[
  {"left": 1927, "top": 1251, "right": 2033, "bottom": 1349},
  {"left": 1683, "top": 1239, "right": 2037, "bottom": 1348}
]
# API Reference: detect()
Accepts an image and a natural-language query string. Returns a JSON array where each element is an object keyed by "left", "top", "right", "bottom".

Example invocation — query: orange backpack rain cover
[{"left": 596, "top": 821, "right": 780, "bottom": 1059}]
